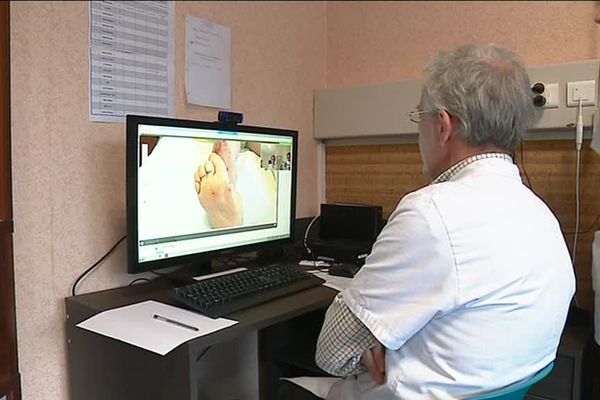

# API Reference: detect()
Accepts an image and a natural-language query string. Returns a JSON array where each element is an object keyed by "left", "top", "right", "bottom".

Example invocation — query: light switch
[{"left": 567, "top": 80, "right": 596, "bottom": 107}]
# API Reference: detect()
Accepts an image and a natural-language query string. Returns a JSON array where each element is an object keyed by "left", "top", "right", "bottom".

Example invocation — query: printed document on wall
[
  {"left": 89, "top": 1, "right": 175, "bottom": 122},
  {"left": 185, "top": 15, "right": 231, "bottom": 109}
]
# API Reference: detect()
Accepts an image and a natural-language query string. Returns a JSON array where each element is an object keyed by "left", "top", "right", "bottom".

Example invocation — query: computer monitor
[{"left": 126, "top": 115, "right": 298, "bottom": 274}]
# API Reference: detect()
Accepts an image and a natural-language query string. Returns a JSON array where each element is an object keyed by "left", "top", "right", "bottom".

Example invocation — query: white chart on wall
[{"left": 89, "top": 1, "right": 175, "bottom": 123}]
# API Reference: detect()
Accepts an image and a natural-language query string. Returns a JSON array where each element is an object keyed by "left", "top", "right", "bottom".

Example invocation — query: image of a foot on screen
[
  {"left": 213, "top": 140, "right": 240, "bottom": 186},
  {"left": 194, "top": 150, "right": 244, "bottom": 229},
  {"left": 194, "top": 140, "right": 279, "bottom": 230}
]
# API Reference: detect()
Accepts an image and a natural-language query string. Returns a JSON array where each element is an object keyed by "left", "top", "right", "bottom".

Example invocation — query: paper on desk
[
  {"left": 308, "top": 270, "right": 352, "bottom": 292},
  {"left": 76, "top": 300, "right": 237, "bottom": 356}
]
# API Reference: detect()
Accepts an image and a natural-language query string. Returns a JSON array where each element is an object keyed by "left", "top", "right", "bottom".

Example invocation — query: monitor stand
[
  {"left": 256, "top": 247, "right": 284, "bottom": 264},
  {"left": 162, "top": 260, "right": 213, "bottom": 286}
]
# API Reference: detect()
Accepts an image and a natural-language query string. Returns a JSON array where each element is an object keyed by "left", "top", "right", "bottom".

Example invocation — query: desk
[
  {"left": 66, "top": 278, "right": 594, "bottom": 400},
  {"left": 65, "top": 278, "right": 337, "bottom": 400}
]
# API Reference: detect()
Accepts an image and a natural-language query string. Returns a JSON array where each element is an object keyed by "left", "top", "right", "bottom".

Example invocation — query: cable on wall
[
  {"left": 571, "top": 99, "right": 584, "bottom": 308},
  {"left": 564, "top": 214, "right": 600, "bottom": 235},
  {"left": 572, "top": 99, "right": 584, "bottom": 267},
  {"left": 71, "top": 235, "right": 127, "bottom": 296}
]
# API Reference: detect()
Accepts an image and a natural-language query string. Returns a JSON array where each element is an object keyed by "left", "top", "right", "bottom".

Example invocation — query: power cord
[
  {"left": 572, "top": 98, "right": 584, "bottom": 268},
  {"left": 564, "top": 214, "right": 600, "bottom": 235},
  {"left": 570, "top": 99, "right": 584, "bottom": 308},
  {"left": 572, "top": 149, "right": 582, "bottom": 266},
  {"left": 303, "top": 215, "right": 320, "bottom": 258},
  {"left": 302, "top": 215, "right": 331, "bottom": 271},
  {"left": 71, "top": 235, "right": 127, "bottom": 296}
]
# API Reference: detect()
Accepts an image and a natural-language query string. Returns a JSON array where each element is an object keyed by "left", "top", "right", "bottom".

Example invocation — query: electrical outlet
[
  {"left": 542, "top": 83, "right": 559, "bottom": 108},
  {"left": 567, "top": 80, "right": 596, "bottom": 107}
]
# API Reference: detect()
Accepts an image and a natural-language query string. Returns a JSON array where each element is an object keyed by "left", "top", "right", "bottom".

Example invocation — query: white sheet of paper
[
  {"left": 185, "top": 15, "right": 231, "bottom": 109},
  {"left": 76, "top": 300, "right": 237, "bottom": 356},
  {"left": 308, "top": 270, "right": 352, "bottom": 292},
  {"left": 89, "top": 1, "right": 175, "bottom": 122}
]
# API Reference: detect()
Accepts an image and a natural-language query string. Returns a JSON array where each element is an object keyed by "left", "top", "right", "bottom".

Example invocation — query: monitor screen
[{"left": 126, "top": 115, "right": 297, "bottom": 274}]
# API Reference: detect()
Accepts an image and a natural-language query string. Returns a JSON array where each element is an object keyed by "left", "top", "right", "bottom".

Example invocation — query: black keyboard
[{"left": 169, "top": 264, "right": 325, "bottom": 318}]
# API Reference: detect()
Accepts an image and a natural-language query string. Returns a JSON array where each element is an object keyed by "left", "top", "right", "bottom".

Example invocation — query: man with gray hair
[{"left": 309, "top": 43, "right": 575, "bottom": 399}]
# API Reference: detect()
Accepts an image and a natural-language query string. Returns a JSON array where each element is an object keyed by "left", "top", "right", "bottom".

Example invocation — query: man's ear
[{"left": 437, "top": 109, "right": 453, "bottom": 145}]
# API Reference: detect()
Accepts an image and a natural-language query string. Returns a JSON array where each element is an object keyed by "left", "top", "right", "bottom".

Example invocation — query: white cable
[
  {"left": 303, "top": 215, "right": 320, "bottom": 255},
  {"left": 576, "top": 98, "right": 583, "bottom": 151},
  {"left": 594, "top": 63, "right": 600, "bottom": 153},
  {"left": 571, "top": 100, "right": 583, "bottom": 308},
  {"left": 572, "top": 149, "right": 581, "bottom": 267},
  {"left": 593, "top": 104, "right": 600, "bottom": 148},
  {"left": 572, "top": 98, "right": 584, "bottom": 266}
]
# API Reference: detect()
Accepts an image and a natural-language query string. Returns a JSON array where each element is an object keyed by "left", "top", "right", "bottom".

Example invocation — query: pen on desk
[{"left": 153, "top": 314, "right": 199, "bottom": 332}]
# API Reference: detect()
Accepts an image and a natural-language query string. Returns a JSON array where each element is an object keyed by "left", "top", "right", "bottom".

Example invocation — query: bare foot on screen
[
  {"left": 213, "top": 141, "right": 240, "bottom": 185},
  {"left": 194, "top": 153, "right": 243, "bottom": 228}
]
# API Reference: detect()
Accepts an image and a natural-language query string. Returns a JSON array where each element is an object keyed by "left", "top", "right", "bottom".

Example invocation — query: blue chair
[
  {"left": 278, "top": 363, "right": 554, "bottom": 400},
  {"left": 470, "top": 362, "right": 554, "bottom": 400}
]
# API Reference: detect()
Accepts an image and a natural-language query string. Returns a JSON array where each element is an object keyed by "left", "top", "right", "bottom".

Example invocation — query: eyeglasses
[
  {"left": 407, "top": 107, "right": 450, "bottom": 124},
  {"left": 407, "top": 109, "right": 436, "bottom": 124}
]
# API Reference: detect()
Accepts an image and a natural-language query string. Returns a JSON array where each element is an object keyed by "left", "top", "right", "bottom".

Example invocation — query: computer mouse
[{"left": 328, "top": 263, "right": 360, "bottom": 278}]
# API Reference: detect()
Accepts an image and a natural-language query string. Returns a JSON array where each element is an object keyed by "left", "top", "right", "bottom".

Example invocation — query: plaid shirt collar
[{"left": 432, "top": 152, "right": 513, "bottom": 184}]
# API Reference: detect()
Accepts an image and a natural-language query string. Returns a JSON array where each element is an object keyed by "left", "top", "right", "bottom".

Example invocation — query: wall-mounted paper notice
[
  {"left": 185, "top": 15, "right": 231, "bottom": 109},
  {"left": 89, "top": 1, "right": 175, "bottom": 123}
]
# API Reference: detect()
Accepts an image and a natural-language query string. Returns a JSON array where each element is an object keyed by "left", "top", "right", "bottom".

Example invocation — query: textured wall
[
  {"left": 11, "top": 1, "right": 600, "bottom": 399},
  {"left": 327, "top": 1, "right": 599, "bottom": 87},
  {"left": 10, "top": 2, "right": 325, "bottom": 399}
]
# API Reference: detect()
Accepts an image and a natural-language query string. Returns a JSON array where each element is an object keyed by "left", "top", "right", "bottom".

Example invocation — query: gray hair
[{"left": 421, "top": 43, "right": 533, "bottom": 152}]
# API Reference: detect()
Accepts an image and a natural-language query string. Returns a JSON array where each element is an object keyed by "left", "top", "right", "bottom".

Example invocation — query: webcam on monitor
[{"left": 217, "top": 111, "right": 243, "bottom": 125}]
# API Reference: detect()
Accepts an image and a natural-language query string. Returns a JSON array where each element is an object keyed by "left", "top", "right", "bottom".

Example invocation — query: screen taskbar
[
  {"left": 140, "top": 222, "right": 278, "bottom": 246},
  {"left": 138, "top": 231, "right": 291, "bottom": 263}
]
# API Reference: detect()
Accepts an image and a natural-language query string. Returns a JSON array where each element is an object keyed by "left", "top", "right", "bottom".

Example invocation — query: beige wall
[
  {"left": 11, "top": 1, "right": 600, "bottom": 399},
  {"left": 327, "top": 1, "right": 599, "bottom": 87},
  {"left": 10, "top": 1, "right": 325, "bottom": 399}
]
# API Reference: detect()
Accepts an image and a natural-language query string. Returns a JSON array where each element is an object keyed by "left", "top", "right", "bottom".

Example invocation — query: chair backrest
[{"left": 470, "top": 362, "right": 554, "bottom": 400}]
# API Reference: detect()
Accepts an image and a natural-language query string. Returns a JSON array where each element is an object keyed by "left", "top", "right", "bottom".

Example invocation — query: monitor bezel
[{"left": 126, "top": 114, "right": 298, "bottom": 274}]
